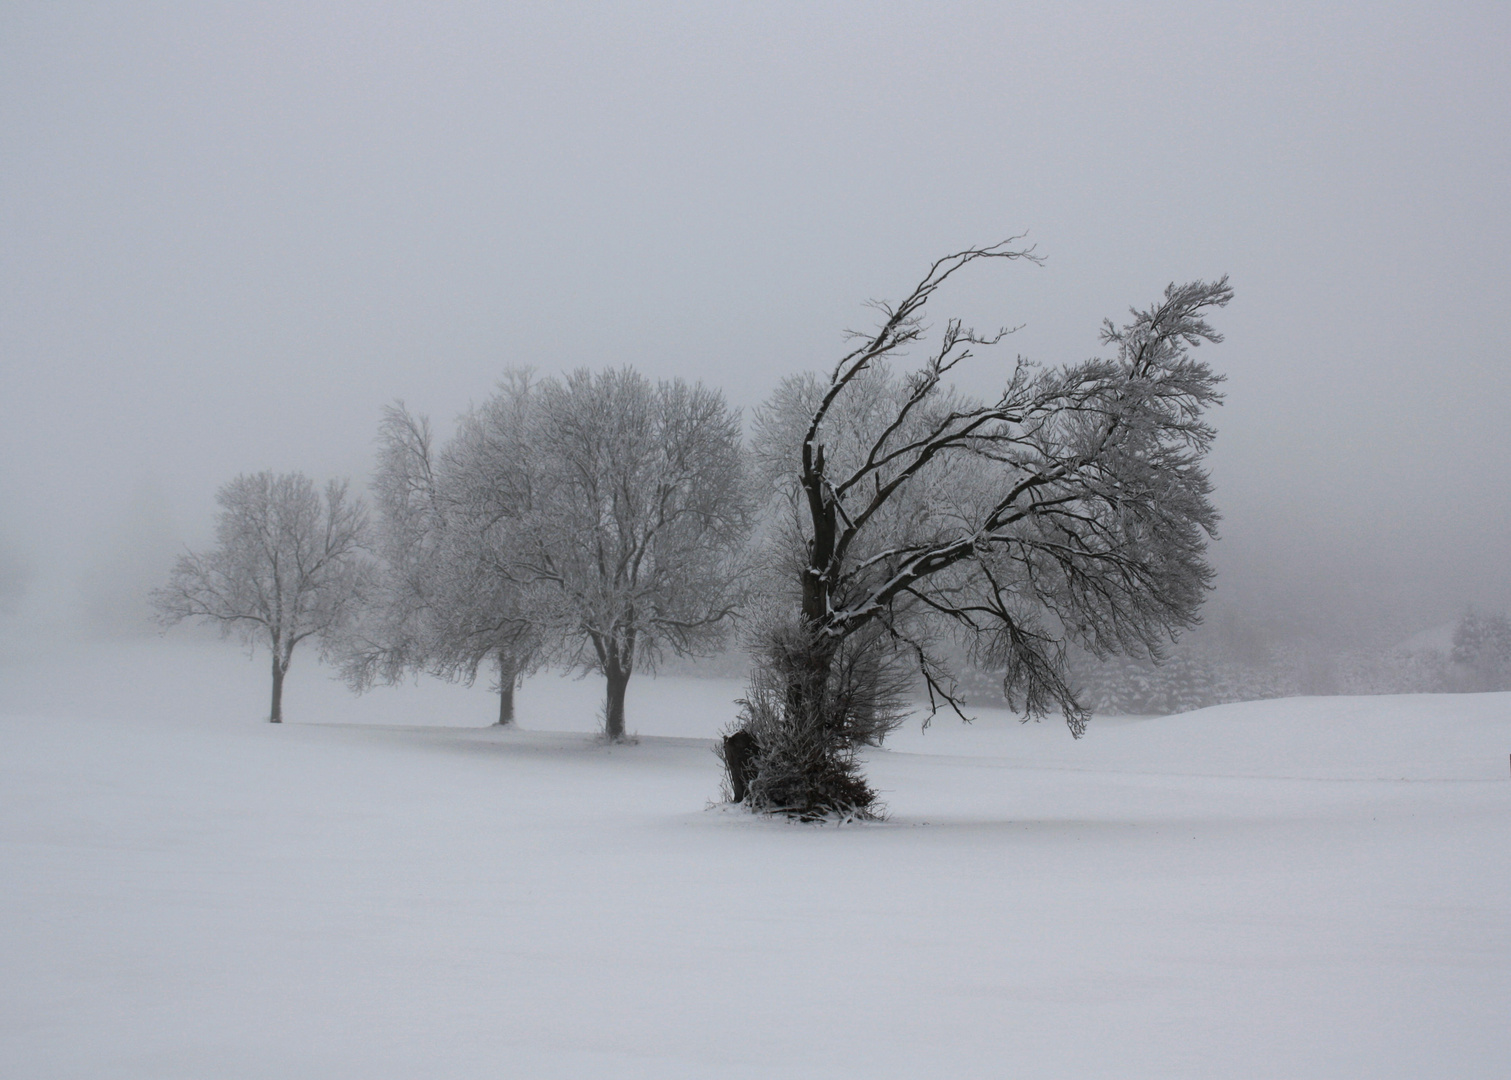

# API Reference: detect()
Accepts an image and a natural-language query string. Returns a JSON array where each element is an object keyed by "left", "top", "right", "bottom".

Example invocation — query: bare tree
[
  {"left": 438, "top": 374, "right": 550, "bottom": 721},
  {"left": 154, "top": 472, "right": 370, "bottom": 722},
  {"left": 735, "top": 240, "right": 1231, "bottom": 816},
  {"left": 339, "top": 406, "right": 442, "bottom": 690},
  {"left": 507, "top": 368, "right": 752, "bottom": 740},
  {"left": 341, "top": 389, "right": 541, "bottom": 724}
]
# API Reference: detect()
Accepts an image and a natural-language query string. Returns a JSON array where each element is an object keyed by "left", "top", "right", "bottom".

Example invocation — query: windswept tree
[
  {"left": 504, "top": 368, "right": 752, "bottom": 739},
  {"left": 342, "top": 384, "right": 541, "bottom": 724},
  {"left": 733, "top": 240, "right": 1230, "bottom": 816},
  {"left": 154, "top": 471, "right": 370, "bottom": 722}
]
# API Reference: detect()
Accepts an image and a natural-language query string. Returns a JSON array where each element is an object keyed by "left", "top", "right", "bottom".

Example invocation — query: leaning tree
[
  {"left": 730, "top": 240, "right": 1231, "bottom": 817},
  {"left": 154, "top": 471, "right": 371, "bottom": 722}
]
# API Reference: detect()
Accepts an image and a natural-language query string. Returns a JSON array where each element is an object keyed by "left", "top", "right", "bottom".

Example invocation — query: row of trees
[
  {"left": 156, "top": 369, "right": 750, "bottom": 736},
  {"left": 156, "top": 241, "right": 1234, "bottom": 817},
  {"left": 343, "top": 368, "right": 750, "bottom": 739},
  {"left": 1062, "top": 607, "right": 1511, "bottom": 716}
]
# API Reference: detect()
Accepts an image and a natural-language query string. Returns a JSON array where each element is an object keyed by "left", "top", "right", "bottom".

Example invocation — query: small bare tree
[
  {"left": 154, "top": 472, "right": 370, "bottom": 722},
  {"left": 736, "top": 240, "right": 1231, "bottom": 816}
]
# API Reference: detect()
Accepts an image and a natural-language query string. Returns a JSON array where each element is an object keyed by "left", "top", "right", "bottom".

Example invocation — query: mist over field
[{"left": 2, "top": 2, "right": 1507, "bottom": 656}]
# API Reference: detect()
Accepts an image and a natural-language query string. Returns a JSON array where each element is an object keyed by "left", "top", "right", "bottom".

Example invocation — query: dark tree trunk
[
  {"left": 604, "top": 660, "right": 630, "bottom": 741},
  {"left": 785, "top": 632, "right": 837, "bottom": 734},
  {"left": 723, "top": 729, "right": 760, "bottom": 802},
  {"left": 269, "top": 652, "right": 286, "bottom": 724},
  {"left": 496, "top": 652, "right": 516, "bottom": 726}
]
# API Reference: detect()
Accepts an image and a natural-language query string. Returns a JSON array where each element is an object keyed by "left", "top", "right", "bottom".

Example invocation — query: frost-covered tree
[
  {"left": 341, "top": 390, "right": 541, "bottom": 724},
  {"left": 508, "top": 368, "right": 752, "bottom": 739},
  {"left": 1450, "top": 609, "right": 1511, "bottom": 690},
  {"left": 154, "top": 472, "right": 370, "bottom": 722},
  {"left": 339, "top": 405, "right": 443, "bottom": 694},
  {"left": 351, "top": 369, "right": 751, "bottom": 740},
  {"left": 1336, "top": 645, "right": 1451, "bottom": 696},
  {"left": 433, "top": 378, "right": 548, "bottom": 721},
  {"left": 733, "top": 240, "right": 1230, "bottom": 816}
]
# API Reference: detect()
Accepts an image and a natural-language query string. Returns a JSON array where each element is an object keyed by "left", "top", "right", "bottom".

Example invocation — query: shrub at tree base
[
  {"left": 727, "top": 659, "right": 877, "bottom": 820},
  {"left": 726, "top": 621, "right": 913, "bottom": 819}
]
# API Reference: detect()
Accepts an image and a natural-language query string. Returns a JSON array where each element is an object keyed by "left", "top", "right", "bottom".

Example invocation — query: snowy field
[{"left": 3, "top": 639, "right": 1509, "bottom": 1079}]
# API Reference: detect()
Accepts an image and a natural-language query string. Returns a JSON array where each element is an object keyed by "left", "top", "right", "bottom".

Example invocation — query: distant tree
[
  {"left": 1450, "top": 609, "right": 1511, "bottom": 690},
  {"left": 1336, "top": 645, "right": 1450, "bottom": 696},
  {"left": 438, "top": 374, "right": 555, "bottom": 721},
  {"left": 734, "top": 240, "right": 1230, "bottom": 816},
  {"left": 340, "top": 393, "right": 542, "bottom": 724},
  {"left": 339, "top": 406, "right": 443, "bottom": 694},
  {"left": 504, "top": 368, "right": 752, "bottom": 739},
  {"left": 154, "top": 472, "right": 370, "bottom": 722}
]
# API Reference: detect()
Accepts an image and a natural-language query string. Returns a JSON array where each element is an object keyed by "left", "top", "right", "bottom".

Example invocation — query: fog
[{"left": 3, "top": 1, "right": 1508, "bottom": 652}]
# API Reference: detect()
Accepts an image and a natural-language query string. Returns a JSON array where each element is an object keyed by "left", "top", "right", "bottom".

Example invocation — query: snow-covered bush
[
  {"left": 1335, "top": 647, "right": 1451, "bottom": 696},
  {"left": 1450, "top": 610, "right": 1511, "bottom": 691}
]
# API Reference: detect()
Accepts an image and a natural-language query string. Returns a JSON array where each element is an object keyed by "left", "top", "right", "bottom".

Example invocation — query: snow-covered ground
[{"left": 3, "top": 639, "right": 1508, "bottom": 1078}]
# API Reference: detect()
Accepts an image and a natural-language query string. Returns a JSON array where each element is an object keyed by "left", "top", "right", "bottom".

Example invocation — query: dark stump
[{"left": 722, "top": 729, "right": 761, "bottom": 803}]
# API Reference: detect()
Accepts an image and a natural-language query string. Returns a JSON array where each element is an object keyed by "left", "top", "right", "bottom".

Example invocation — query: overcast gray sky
[{"left": 2, "top": 1, "right": 1507, "bottom": 643}]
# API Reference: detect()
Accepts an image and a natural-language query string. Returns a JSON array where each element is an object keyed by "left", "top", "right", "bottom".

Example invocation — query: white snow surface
[{"left": 3, "top": 640, "right": 1509, "bottom": 1078}]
